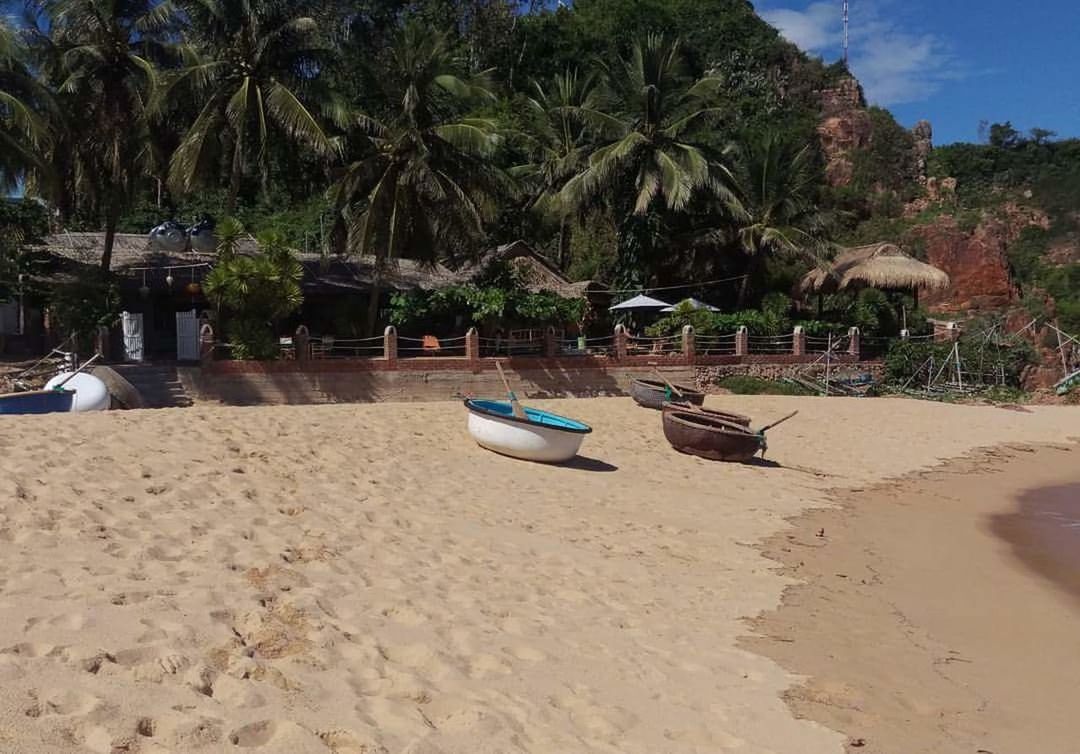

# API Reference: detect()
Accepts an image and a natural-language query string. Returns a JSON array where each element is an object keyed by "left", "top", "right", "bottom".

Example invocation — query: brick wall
[{"left": 180, "top": 362, "right": 697, "bottom": 406}]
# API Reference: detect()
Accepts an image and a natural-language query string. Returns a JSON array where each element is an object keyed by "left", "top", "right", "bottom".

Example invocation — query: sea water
[{"left": 992, "top": 484, "right": 1080, "bottom": 602}]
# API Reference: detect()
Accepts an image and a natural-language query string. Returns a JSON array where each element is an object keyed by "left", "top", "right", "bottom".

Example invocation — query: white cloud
[
  {"left": 760, "top": 2, "right": 839, "bottom": 51},
  {"left": 760, "top": 1, "right": 961, "bottom": 106}
]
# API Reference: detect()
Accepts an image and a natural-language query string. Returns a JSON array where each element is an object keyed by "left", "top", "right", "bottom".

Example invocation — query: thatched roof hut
[{"left": 800, "top": 242, "right": 950, "bottom": 296}]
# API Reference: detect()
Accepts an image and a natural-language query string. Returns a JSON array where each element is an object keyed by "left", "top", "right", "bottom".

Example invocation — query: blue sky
[{"left": 757, "top": 0, "right": 1080, "bottom": 145}]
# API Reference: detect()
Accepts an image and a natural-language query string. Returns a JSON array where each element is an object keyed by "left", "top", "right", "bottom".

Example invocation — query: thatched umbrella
[{"left": 799, "top": 242, "right": 950, "bottom": 307}]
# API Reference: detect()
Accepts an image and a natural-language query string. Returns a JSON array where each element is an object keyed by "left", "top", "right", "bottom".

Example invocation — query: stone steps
[{"left": 110, "top": 363, "right": 194, "bottom": 409}]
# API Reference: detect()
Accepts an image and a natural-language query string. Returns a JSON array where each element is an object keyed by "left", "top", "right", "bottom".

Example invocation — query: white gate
[
  {"left": 176, "top": 309, "right": 199, "bottom": 361},
  {"left": 121, "top": 311, "right": 144, "bottom": 362}
]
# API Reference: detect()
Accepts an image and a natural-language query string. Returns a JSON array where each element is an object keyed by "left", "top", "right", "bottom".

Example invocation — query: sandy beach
[
  {"left": 0, "top": 397, "right": 1076, "bottom": 753},
  {"left": 748, "top": 442, "right": 1080, "bottom": 754}
]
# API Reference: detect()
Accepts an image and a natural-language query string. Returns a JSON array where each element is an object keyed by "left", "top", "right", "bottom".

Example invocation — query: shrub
[
  {"left": 884, "top": 329, "right": 1036, "bottom": 388},
  {"left": 226, "top": 319, "right": 280, "bottom": 361},
  {"left": 716, "top": 375, "right": 814, "bottom": 396},
  {"left": 203, "top": 220, "right": 304, "bottom": 359}
]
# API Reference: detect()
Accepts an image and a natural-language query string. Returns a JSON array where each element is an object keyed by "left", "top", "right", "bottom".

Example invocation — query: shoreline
[{"left": 744, "top": 442, "right": 1080, "bottom": 754}]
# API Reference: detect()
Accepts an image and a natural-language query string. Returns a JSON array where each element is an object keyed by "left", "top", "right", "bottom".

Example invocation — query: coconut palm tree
[
  {"left": 0, "top": 18, "right": 52, "bottom": 195},
  {"left": 516, "top": 68, "right": 605, "bottom": 270},
  {"left": 166, "top": 0, "right": 345, "bottom": 214},
  {"left": 32, "top": 0, "right": 176, "bottom": 270},
  {"left": 329, "top": 20, "right": 509, "bottom": 334},
  {"left": 559, "top": 33, "right": 741, "bottom": 290},
  {"left": 730, "top": 131, "right": 830, "bottom": 306}
]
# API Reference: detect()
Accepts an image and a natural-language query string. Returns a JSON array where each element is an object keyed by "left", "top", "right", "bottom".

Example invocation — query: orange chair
[{"left": 422, "top": 335, "right": 441, "bottom": 354}]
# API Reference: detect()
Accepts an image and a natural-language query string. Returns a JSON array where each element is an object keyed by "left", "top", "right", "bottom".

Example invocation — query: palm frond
[{"left": 265, "top": 80, "right": 340, "bottom": 157}]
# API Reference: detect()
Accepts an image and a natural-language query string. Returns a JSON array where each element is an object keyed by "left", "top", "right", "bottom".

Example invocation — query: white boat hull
[
  {"left": 467, "top": 410, "right": 586, "bottom": 463},
  {"left": 44, "top": 373, "right": 110, "bottom": 412}
]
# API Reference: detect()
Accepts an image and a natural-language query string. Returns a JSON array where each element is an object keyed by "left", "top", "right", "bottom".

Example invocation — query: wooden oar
[
  {"left": 651, "top": 369, "right": 686, "bottom": 400},
  {"left": 495, "top": 361, "right": 527, "bottom": 419},
  {"left": 757, "top": 410, "right": 798, "bottom": 434}
]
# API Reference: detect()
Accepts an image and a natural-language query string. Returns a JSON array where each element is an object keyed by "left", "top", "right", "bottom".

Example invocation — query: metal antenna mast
[{"left": 842, "top": 0, "right": 850, "bottom": 64}]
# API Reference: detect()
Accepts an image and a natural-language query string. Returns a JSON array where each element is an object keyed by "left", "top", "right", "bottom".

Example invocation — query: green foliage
[
  {"left": 47, "top": 270, "right": 121, "bottom": 338},
  {"left": 646, "top": 302, "right": 787, "bottom": 337},
  {"left": 850, "top": 289, "right": 899, "bottom": 336},
  {"left": 988, "top": 122, "right": 1022, "bottom": 150},
  {"left": 388, "top": 281, "right": 585, "bottom": 332},
  {"left": 165, "top": 0, "right": 343, "bottom": 212},
  {"left": 203, "top": 220, "right": 304, "bottom": 359},
  {"left": 0, "top": 200, "right": 50, "bottom": 303},
  {"left": 225, "top": 319, "right": 280, "bottom": 361},
  {"left": 884, "top": 329, "right": 1036, "bottom": 388},
  {"left": 928, "top": 134, "right": 1080, "bottom": 205},
  {"left": 851, "top": 108, "right": 918, "bottom": 195},
  {"left": 567, "top": 210, "right": 618, "bottom": 282},
  {"left": 331, "top": 21, "right": 506, "bottom": 266},
  {"left": 716, "top": 375, "right": 813, "bottom": 396}
]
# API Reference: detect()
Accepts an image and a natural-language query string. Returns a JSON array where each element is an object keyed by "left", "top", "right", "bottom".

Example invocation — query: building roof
[
  {"left": 799, "top": 242, "right": 951, "bottom": 295},
  {"left": 450, "top": 240, "right": 597, "bottom": 299},
  {"left": 30, "top": 233, "right": 595, "bottom": 297}
]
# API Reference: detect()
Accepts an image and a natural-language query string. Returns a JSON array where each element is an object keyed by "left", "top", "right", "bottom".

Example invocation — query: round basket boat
[
  {"left": 662, "top": 409, "right": 764, "bottom": 463},
  {"left": 629, "top": 378, "right": 705, "bottom": 410},
  {"left": 465, "top": 399, "right": 592, "bottom": 463},
  {"left": 660, "top": 401, "right": 750, "bottom": 427}
]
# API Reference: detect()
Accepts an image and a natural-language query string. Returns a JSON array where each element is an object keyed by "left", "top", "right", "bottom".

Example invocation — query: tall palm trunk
[
  {"left": 736, "top": 254, "right": 762, "bottom": 309},
  {"left": 365, "top": 269, "right": 382, "bottom": 337},
  {"left": 226, "top": 135, "right": 244, "bottom": 215},
  {"left": 558, "top": 216, "right": 572, "bottom": 271},
  {"left": 101, "top": 202, "right": 120, "bottom": 271}
]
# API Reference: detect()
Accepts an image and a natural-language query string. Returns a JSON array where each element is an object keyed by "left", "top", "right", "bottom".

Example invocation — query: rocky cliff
[{"left": 817, "top": 77, "right": 871, "bottom": 187}]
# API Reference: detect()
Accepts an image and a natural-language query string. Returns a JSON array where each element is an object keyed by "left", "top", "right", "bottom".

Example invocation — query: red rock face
[
  {"left": 916, "top": 215, "right": 1018, "bottom": 312},
  {"left": 816, "top": 77, "right": 871, "bottom": 188}
]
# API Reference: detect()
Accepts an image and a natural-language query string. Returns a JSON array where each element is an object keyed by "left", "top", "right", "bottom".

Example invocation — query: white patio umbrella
[
  {"left": 608, "top": 294, "right": 672, "bottom": 312},
  {"left": 660, "top": 297, "right": 721, "bottom": 312}
]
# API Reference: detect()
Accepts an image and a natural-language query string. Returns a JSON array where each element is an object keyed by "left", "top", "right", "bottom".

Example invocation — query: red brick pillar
[
  {"left": 848, "top": 327, "right": 861, "bottom": 359},
  {"left": 199, "top": 323, "right": 215, "bottom": 363},
  {"left": 614, "top": 324, "right": 628, "bottom": 361},
  {"left": 466, "top": 327, "right": 480, "bottom": 365},
  {"left": 545, "top": 326, "right": 558, "bottom": 358},
  {"left": 295, "top": 325, "right": 309, "bottom": 362},
  {"left": 793, "top": 326, "right": 806, "bottom": 356},
  {"left": 682, "top": 325, "right": 695, "bottom": 364},
  {"left": 735, "top": 326, "right": 749, "bottom": 356},
  {"left": 383, "top": 325, "right": 398, "bottom": 366}
]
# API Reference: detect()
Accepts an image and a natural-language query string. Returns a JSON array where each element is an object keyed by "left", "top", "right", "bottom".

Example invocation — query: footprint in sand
[
  {"left": 229, "top": 720, "right": 325, "bottom": 749},
  {"left": 3, "top": 641, "right": 56, "bottom": 658},
  {"left": 26, "top": 688, "right": 100, "bottom": 717},
  {"left": 318, "top": 728, "right": 387, "bottom": 754}
]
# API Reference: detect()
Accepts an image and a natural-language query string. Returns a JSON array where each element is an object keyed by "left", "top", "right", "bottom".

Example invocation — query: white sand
[{"left": 0, "top": 397, "right": 1075, "bottom": 753}]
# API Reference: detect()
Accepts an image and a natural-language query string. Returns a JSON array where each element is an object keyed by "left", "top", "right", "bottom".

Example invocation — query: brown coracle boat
[
  {"left": 629, "top": 378, "right": 705, "bottom": 410},
  {"left": 660, "top": 401, "right": 751, "bottom": 428},
  {"left": 662, "top": 409, "right": 765, "bottom": 462}
]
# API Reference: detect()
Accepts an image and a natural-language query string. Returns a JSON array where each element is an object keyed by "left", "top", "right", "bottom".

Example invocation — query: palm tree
[
  {"left": 167, "top": 0, "right": 344, "bottom": 214},
  {"left": 330, "top": 21, "right": 508, "bottom": 334},
  {"left": 33, "top": 0, "right": 175, "bottom": 270},
  {"left": 560, "top": 34, "right": 741, "bottom": 290},
  {"left": 0, "top": 18, "right": 52, "bottom": 195},
  {"left": 730, "top": 131, "right": 830, "bottom": 306},
  {"left": 517, "top": 68, "right": 604, "bottom": 270}
]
